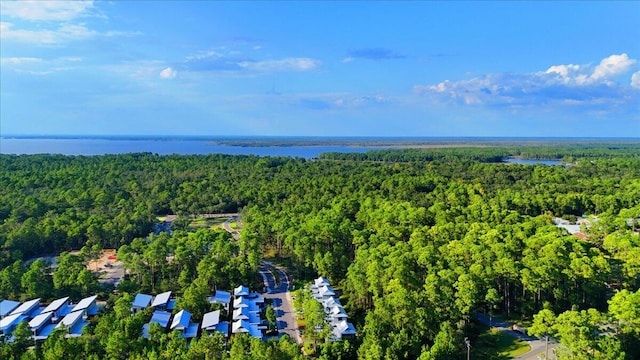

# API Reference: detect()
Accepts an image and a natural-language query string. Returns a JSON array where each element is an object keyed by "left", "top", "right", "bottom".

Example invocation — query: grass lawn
[
  {"left": 229, "top": 221, "right": 238, "bottom": 229},
  {"left": 189, "top": 217, "right": 227, "bottom": 229},
  {"left": 476, "top": 328, "right": 530, "bottom": 359}
]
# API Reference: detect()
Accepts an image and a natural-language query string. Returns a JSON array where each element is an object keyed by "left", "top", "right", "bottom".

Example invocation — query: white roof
[
  {"left": 170, "top": 309, "right": 191, "bottom": 330},
  {"left": 233, "top": 307, "right": 250, "bottom": 320},
  {"left": 29, "top": 311, "right": 53, "bottom": 330},
  {"left": 73, "top": 295, "right": 97, "bottom": 312},
  {"left": 234, "top": 285, "right": 250, "bottom": 297},
  {"left": 151, "top": 291, "right": 171, "bottom": 307},
  {"left": 10, "top": 298, "right": 40, "bottom": 316},
  {"left": 329, "top": 305, "right": 347, "bottom": 317},
  {"left": 201, "top": 310, "right": 220, "bottom": 330},
  {"left": 0, "top": 313, "right": 24, "bottom": 331},
  {"left": 232, "top": 319, "right": 262, "bottom": 338},
  {"left": 57, "top": 310, "right": 84, "bottom": 328},
  {"left": 319, "top": 285, "right": 335, "bottom": 296},
  {"left": 314, "top": 277, "right": 330, "bottom": 287},
  {"left": 41, "top": 297, "right": 70, "bottom": 314},
  {"left": 323, "top": 297, "right": 342, "bottom": 308},
  {"left": 333, "top": 320, "right": 356, "bottom": 338}
]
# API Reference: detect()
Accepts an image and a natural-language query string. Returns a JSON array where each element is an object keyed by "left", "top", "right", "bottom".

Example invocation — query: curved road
[
  {"left": 475, "top": 312, "right": 558, "bottom": 359},
  {"left": 222, "top": 215, "right": 240, "bottom": 240}
]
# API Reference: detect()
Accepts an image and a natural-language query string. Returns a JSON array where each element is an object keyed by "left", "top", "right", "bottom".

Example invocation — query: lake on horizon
[{"left": 0, "top": 137, "right": 388, "bottom": 159}]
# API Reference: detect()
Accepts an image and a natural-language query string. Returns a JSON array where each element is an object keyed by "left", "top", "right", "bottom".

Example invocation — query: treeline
[{"left": 318, "top": 143, "right": 640, "bottom": 162}]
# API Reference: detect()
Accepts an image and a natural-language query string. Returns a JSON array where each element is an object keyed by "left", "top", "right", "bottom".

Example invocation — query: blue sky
[{"left": 1, "top": 1, "right": 639, "bottom": 137}]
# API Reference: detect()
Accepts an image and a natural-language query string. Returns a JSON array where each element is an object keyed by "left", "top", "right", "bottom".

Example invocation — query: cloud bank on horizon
[{"left": 1, "top": 1, "right": 638, "bottom": 137}]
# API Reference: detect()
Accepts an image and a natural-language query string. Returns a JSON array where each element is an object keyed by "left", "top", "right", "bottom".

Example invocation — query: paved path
[
  {"left": 222, "top": 215, "right": 240, "bottom": 240},
  {"left": 475, "top": 312, "right": 558, "bottom": 359},
  {"left": 260, "top": 261, "right": 301, "bottom": 344}
]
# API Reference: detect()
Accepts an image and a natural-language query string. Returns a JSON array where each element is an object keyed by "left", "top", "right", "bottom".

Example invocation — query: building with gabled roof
[
  {"left": 29, "top": 311, "right": 54, "bottom": 339},
  {"left": 71, "top": 295, "right": 98, "bottom": 317},
  {"left": 149, "top": 310, "right": 172, "bottom": 329},
  {"left": 41, "top": 297, "right": 71, "bottom": 321},
  {"left": 202, "top": 310, "right": 229, "bottom": 338},
  {"left": 9, "top": 298, "right": 40, "bottom": 317},
  {"left": 313, "top": 285, "right": 336, "bottom": 302},
  {"left": 170, "top": 309, "right": 191, "bottom": 331},
  {"left": 326, "top": 304, "right": 348, "bottom": 323},
  {"left": 332, "top": 320, "right": 356, "bottom": 340},
  {"left": 234, "top": 285, "right": 250, "bottom": 297},
  {"left": 132, "top": 293, "right": 153, "bottom": 314},
  {"left": 311, "top": 277, "right": 330, "bottom": 291},
  {"left": 232, "top": 319, "right": 263, "bottom": 339},
  {"left": 0, "top": 313, "right": 27, "bottom": 336},
  {"left": 151, "top": 291, "right": 172, "bottom": 310},
  {"left": 201, "top": 310, "right": 220, "bottom": 331},
  {"left": 232, "top": 307, "right": 261, "bottom": 325},
  {"left": 55, "top": 311, "right": 88, "bottom": 337}
]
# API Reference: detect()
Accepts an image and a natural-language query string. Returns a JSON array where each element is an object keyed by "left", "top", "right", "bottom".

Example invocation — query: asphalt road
[
  {"left": 260, "top": 261, "right": 301, "bottom": 343},
  {"left": 475, "top": 312, "right": 558, "bottom": 359}
]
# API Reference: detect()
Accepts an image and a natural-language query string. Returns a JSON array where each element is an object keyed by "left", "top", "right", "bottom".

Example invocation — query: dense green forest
[{"left": 1, "top": 144, "right": 639, "bottom": 359}]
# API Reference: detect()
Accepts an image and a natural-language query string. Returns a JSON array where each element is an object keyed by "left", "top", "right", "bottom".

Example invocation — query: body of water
[
  {"left": 0, "top": 137, "right": 387, "bottom": 159},
  {"left": 504, "top": 158, "right": 563, "bottom": 166}
]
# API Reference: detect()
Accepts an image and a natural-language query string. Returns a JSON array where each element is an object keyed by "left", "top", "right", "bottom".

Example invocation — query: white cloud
[
  {"left": 632, "top": 71, "right": 640, "bottom": 89},
  {"left": 1, "top": 56, "right": 84, "bottom": 75},
  {"left": 0, "top": 1, "right": 94, "bottom": 21},
  {"left": 0, "top": 57, "right": 42, "bottom": 64},
  {"left": 0, "top": 21, "right": 136, "bottom": 44},
  {"left": 589, "top": 53, "right": 636, "bottom": 83},
  {"left": 238, "top": 57, "right": 321, "bottom": 72},
  {"left": 415, "top": 54, "right": 639, "bottom": 108},
  {"left": 159, "top": 67, "right": 177, "bottom": 79}
]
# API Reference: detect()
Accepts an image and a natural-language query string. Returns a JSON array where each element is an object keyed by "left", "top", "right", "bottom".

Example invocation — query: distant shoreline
[{"left": 2, "top": 135, "right": 638, "bottom": 148}]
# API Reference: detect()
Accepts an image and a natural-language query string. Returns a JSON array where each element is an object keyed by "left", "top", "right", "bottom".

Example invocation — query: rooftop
[
  {"left": 170, "top": 309, "right": 191, "bottom": 331},
  {"left": 132, "top": 294, "right": 153, "bottom": 309},
  {"left": 149, "top": 310, "right": 172, "bottom": 328},
  {"left": 72, "top": 295, "right": 97, "bottom": 313},
  {"left": 41, "top": 297, "right": 70, "bottom": 314},
  {"left": 151, "top": 291, "right": 172, "bottom": 308},
  {"left": 29, "top": 311, "right": 53, "bottom": 331},
  {"left": 10, "top": 298, "right": 40, "bottom": 316},
  {"left": 201, "top": 310, "right": 220, "bottom": 330},
  {"left": 0, "top": 300, "right": 21, "bottom": 317}
]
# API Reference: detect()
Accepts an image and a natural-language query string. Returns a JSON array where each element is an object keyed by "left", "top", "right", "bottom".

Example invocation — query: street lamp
[{"left": 465, "top": 337, "right": 471, "bottom": 360}]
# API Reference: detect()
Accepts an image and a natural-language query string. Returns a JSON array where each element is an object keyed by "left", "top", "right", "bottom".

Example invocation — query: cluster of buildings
[
  {"left": 309, "top": 277, "right": 356, "bottom": 341},
  {"left": 133, "top": 284, "right": 268, "bottom": 341},
  {"left": 0, "top": 295, "right": 98, "bottom": 341},
  {"left": 231, "top": 285, "right": 266, "bottom": 339}
]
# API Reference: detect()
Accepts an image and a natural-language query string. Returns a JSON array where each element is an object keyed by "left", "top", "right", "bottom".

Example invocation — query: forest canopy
[{"left": 1, "top": 144, "right": 639, "bottom": 359}]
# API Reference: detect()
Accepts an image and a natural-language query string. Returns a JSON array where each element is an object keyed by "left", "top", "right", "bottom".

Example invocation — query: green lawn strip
[
  {"left": 475, "top": 327, "right": 530, "bottom": 359},
  {"left": 229, "top": 221, "right": 238, "bottom": 229},
  {"left": 188, "top": 217, "right": 227, "bottom": 229}
]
